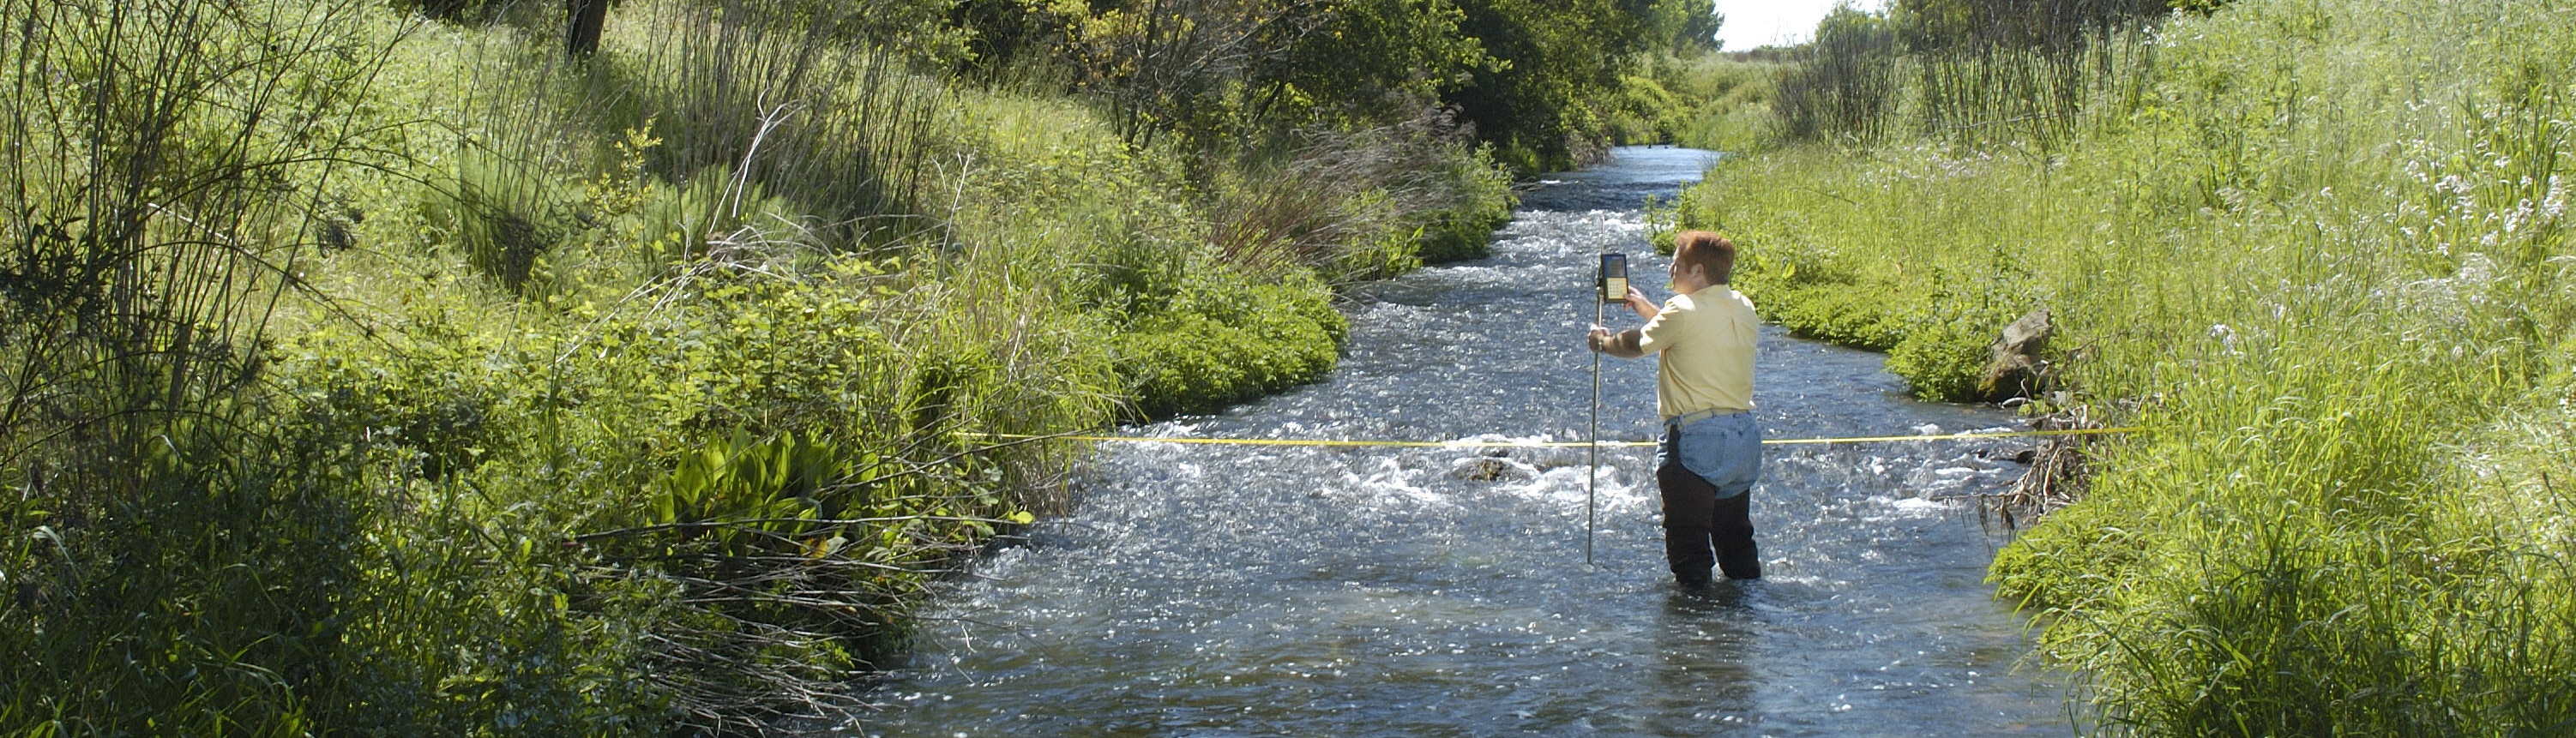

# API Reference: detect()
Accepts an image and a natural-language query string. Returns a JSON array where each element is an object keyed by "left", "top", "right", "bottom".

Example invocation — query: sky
[{"left": 1711, "top": 0, "right": 1889, "bottom": 51}]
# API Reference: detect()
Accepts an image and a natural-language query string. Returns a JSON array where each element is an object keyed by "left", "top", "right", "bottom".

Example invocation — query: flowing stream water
[{"left": 846, "top": 147, "right": 2073, "bottom": 736}]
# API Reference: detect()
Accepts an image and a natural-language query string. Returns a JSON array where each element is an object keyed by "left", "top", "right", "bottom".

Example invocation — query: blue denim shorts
[{"left": 1658, "top": 411, "right": 1761, "bottom": 499}]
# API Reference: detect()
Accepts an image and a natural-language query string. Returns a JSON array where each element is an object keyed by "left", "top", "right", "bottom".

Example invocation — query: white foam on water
[
  {"left": 1339, "top": 456, "right": 1452, "bottom": 510},
  {"left": 1498, "top": 464, "right": 1651, "bottom": 513},
  {"left": 1881, "top": 495, "right": 1953, "bottom": 516}
]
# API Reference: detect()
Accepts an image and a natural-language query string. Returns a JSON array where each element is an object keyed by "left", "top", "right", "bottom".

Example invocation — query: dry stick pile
[{"left": 1986, "top": 406, "right": 2105, "bottom": 532}]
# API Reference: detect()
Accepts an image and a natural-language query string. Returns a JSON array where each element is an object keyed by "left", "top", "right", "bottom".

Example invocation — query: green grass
[
  {"left": 0, "top": 0, "right": 1516, "bottom": 731},
  {"left": 1673, "top": 0, "right": 2576, "bottom": 732}
]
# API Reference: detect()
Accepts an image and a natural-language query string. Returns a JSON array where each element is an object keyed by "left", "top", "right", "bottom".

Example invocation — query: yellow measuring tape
[{"left": 973, "top": 426, "right": 2139, "bottom": 449}]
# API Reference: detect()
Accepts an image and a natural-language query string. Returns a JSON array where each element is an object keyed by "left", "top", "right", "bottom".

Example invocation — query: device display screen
[{"left": 1598, "top": 253, "right": 1628, "bottom": 303}]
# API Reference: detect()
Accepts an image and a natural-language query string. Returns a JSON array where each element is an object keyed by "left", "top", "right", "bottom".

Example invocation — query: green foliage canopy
[{"left": 942, "top": 0, "right": 1723, "bottom": 169}]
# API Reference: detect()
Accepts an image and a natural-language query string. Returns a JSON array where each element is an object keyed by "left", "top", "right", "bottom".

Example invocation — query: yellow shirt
[{"left": 1634, "top": 286, "right": 1758, "bottom": 420}]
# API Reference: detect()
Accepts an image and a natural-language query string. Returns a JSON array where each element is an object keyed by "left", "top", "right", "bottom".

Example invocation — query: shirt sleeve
[{"left": 1634, "top": 297, "right": 1689, "bottom": 356}]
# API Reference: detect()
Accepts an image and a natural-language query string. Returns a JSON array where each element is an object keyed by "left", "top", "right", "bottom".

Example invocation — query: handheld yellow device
[{"left": 1598, "top": 253, "right": 1628, "bottom": 303}]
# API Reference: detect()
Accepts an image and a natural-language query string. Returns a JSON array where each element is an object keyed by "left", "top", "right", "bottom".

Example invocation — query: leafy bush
[
  {"left": 1883, "top": 310, "right": 1996, "bottom": 400},
  {"left": 1720, "top": 235, "right": 1911, "bottom": 351},
  {"left": 1113, "top": 274, "right": 1346, "bottom": 420},
  {"left": 1412, "top": 143, "right": 1518, "bottom": 264},
  {"left": 1608, "top": 72, "right": 1688, "bottom": 144}
]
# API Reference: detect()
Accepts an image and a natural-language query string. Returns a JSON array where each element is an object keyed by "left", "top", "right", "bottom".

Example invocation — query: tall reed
[{"left": 600, "top": 0, "right": 947, "bottom": 253}]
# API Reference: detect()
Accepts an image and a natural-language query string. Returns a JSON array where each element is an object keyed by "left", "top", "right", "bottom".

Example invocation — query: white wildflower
[{"left": 2458, "top": 253, "right": 2495, "bottom": 285}]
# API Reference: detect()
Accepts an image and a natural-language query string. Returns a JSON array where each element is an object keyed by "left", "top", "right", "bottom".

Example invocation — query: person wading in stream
[{"left": 1587, "top": 231, "right": 1761, "bottom": 586}]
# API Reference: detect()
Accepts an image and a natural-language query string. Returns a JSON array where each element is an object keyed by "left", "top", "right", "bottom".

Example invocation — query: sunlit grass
[{"left": 1676, "top": 0, "right": 2576, "bottom": 731}]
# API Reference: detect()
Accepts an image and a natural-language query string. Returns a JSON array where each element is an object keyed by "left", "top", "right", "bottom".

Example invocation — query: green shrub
[
  {"left": 1721, "top": 235, "right": 1911, "bottom": 351},
  {"left": 1609, "top": 71, "right": 1688, "bottom": 144},
  {"left": 1330, "top": 198, "right": 1430, "bottom": 280},
  {"left": 1114, "top": 276, "right": 1346, "bottom": 420},
  {"left": 1883, "top": 311, "right": 1995, "bottom": 401},
  {"left": 1414, "top": 144, "right": 1517, "bottom": 264}
]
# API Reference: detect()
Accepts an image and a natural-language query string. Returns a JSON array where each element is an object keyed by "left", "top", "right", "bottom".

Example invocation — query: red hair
[{"left": 1673, "top": 231, "right": 1735, "bottom": 284}]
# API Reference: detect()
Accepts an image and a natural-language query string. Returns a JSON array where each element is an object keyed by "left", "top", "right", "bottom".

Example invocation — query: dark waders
[{"left": 1658, "top": 411, "right": 1761, "bottom": 585}]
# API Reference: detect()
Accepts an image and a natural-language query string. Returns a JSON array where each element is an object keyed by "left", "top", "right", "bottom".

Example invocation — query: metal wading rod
[
  {"left": 1587, "top": 250, "right": 1625, "bottom": 567},
  {"left": 1588, "top": 297, "right": 1603, "bottom": 567}
]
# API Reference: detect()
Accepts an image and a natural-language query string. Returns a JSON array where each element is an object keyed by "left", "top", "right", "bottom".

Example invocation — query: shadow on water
[{"left": 843, "top": 147, "right": 2073, "bottom": 737}]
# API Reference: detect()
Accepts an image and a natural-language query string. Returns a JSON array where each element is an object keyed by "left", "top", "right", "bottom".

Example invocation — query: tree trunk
[{"left": 567, "top": 0, "right": 608, "bottom": 57}]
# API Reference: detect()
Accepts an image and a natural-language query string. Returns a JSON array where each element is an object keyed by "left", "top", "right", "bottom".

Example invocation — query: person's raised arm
[
  {"left": 1587, "top": 325, "right": 1646, "bottom": 358},
  {"left": 1621, "top": 285, "right": 1658, "bottom": 321},
  {"left": 1587, "top": 286, "right": 1658, "bottom": 358}
]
